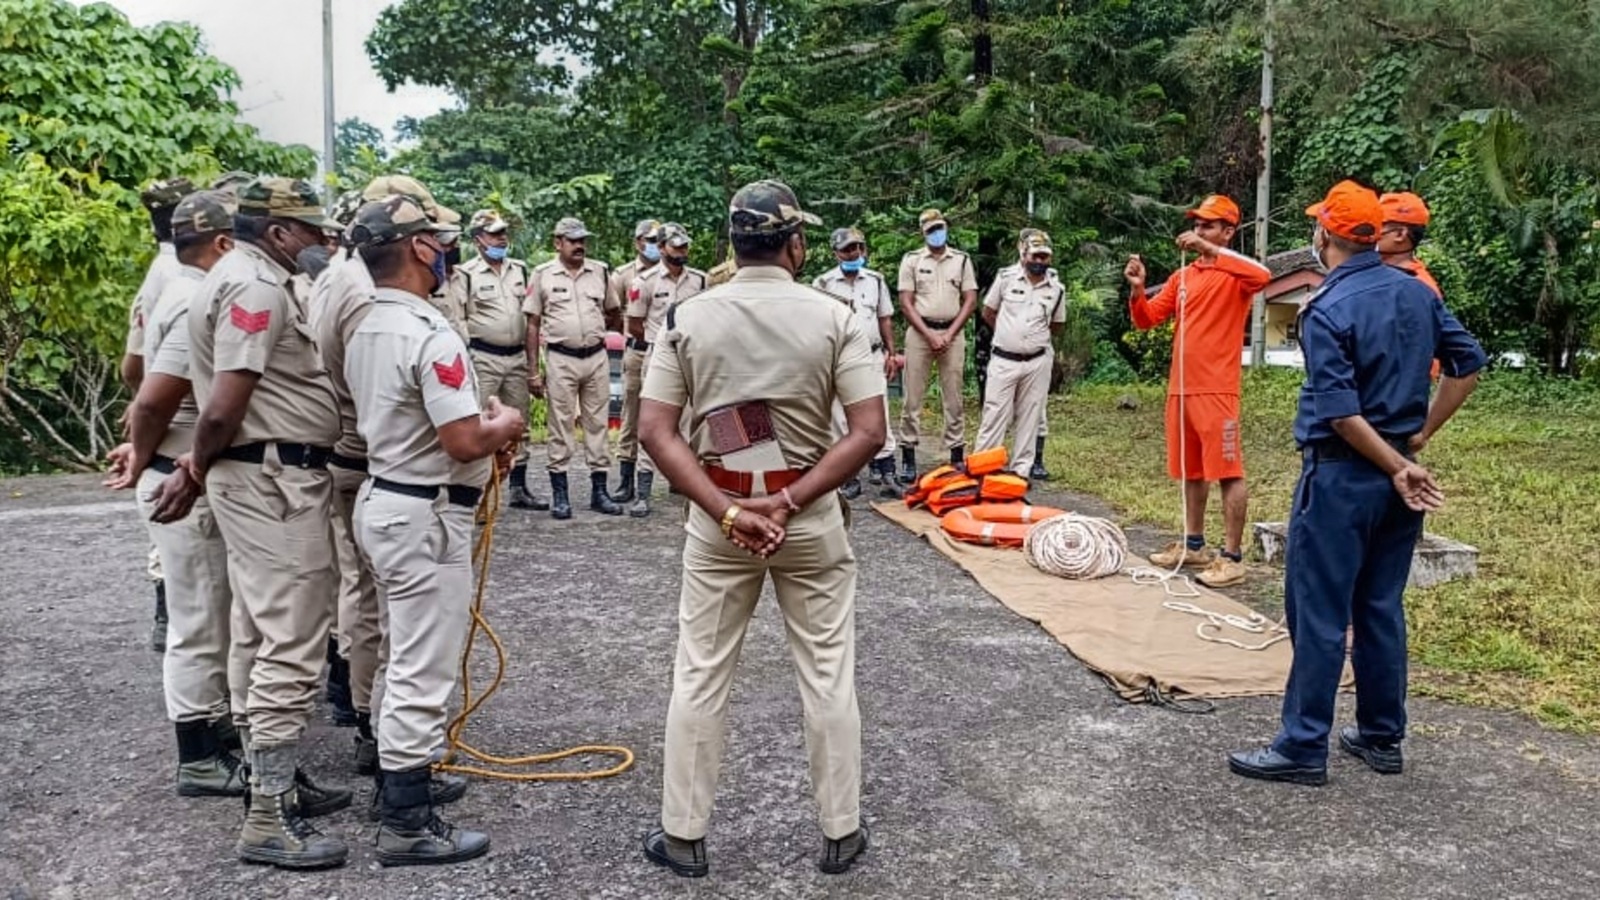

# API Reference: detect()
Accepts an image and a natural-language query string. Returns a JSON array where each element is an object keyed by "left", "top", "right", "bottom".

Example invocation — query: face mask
[
  {"left": 925, "top": 228, "right": 948, "bottom": 249},
  {"left": 642, "top": 243, "right": 661, "bottom": 262},
  {"left": 483, "top": 245, "right": 507, "bottom": 262},
  {"left": 1311, "top": 226, "right": 1330, "bottom": 273},
  {"left": 1025, "top": 261, "right": 1050, "bottom": 277},
  {"left": 840, "top": 257, "right": 865, "bottom": 274},
  {"left": 296, "top": 244, "right": 332, "bottom": 280},
  {"left": 425, "top": 243, "right": 447, "bottom": 294},
  {"left": 664, "top": 254, "right": 688, "bottom": 268},
  {"left": 444, "top": 245, "right": 461, "bottom": 274}
]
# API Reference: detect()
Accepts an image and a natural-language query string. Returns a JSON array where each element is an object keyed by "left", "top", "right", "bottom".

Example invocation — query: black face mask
[
  {"left": 1025, "top": 261, "right": 1050, "bottom": 276},
  {"left": 444, "top": 245, "right": 462, "bottom": 274},
  {"left": 296, "top": 244, "right": 332, "bottom": 280},
  {"left": 664, "top": 254, "right": 688, "bottom": 268}
]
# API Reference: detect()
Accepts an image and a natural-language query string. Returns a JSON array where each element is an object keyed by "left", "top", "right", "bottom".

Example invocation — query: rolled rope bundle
[{"left": 1024, "top": 513, "right": 1129, "bottom": 580}]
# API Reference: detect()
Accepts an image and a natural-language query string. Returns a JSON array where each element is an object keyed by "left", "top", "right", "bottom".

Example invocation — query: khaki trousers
[
  {"left": 618, "top": 347, "right": 646, "bottom": 462},
  {"left": 831, "top": 350, "right": 895, "bottom": 461},
  {"left": 207, "top": 455, "right": 336, "bottom": 747},
  {"left": 136, "top": 467, "right": 231, "bottom": 723},
  {"left": 472, "top": 348, "right": 530, "bottom": 466},
  {"left": 329, "top": 463, "right": 387, "bottom": 713},
  {"left": 900, "top": 328, "right": 966, "bottom": 450},
  {"left": 661, "top": 500, "right": 861, "bottom": 841},
  {"left": 354, "top": 483, "right": 473, "bottom": 771},
  {"left": 545, "top": 348, "right": 611, "bottom": 473},
  {"left": 146, "top": 543, "right": 162, "bottom": 580},
  {"left": 975, "top": 352, "right": 1052, "bottom": 477}
]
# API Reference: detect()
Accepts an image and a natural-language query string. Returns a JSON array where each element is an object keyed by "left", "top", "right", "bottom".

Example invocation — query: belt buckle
[{"left": 291, "top": 443, "right": 311, "bottom": 469}]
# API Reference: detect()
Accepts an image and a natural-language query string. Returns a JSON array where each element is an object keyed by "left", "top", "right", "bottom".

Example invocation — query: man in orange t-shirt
[
  {"left": 1378, "top": 191, "right": 1442, "bottom": 380},
  {"left": 1124, "top": 194, "right": 1271, "bottom": 588}
]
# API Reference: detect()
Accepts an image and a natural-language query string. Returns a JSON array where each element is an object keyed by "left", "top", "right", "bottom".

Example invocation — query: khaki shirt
[
  {"left": 522, "top": 259, "right": 616, "bottom": 349},
  {"left": 897, "top": 246, "right": 976, "bottom": 321},
  {"left": 629, "top": 264, "right": 709, "bottom": 344},
  {"left": 985, "top": 268, "right": 1066, "bottom": 355},
  {"left": 143, "top": 264, "right": 206, "bottom": 459},
  {"left": 311, "top": 250, "right": 377, "bottom": 458},
  {"left": 450, "top": 255, "right": 529, "bottom": 349},
  {"left": 126, "top": 243, "right": 180, "bottom": 357},
  {"left": 345, "top": 287, "right": 490, "bottom": 487},
  {"left": 187, "top": 242, "right": 340, "bottom": 447},
  {"left": 642, "top": 265, "right": 882, "bottom": 471},
  {"left": 813, "top": 266, "right": 893, "bottom": 351},
  {"left": 609, "top": 257, "right": 655, "bottom": 322}
]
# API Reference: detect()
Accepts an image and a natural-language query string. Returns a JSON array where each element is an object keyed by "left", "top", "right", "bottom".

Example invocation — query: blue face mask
[
  {"left": 925, "top": 228, "right": 948, "bottom": 249},
  {"left": 428, "top": 246, "right": 447, "bottom": 294},
  {"left": 840, "top": 257, "right": 865, "bottom": 273},
  {"left": 642, "top": 243, "right": 661, "bottom": 262},
  {"left": 483, "top": 244, "right": 507, "bottom": 262}
]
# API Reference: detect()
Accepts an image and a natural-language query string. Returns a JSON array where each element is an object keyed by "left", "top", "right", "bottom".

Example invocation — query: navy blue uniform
[{"left": 1273, "top": 251, "right": 1485, "bottom": 765}]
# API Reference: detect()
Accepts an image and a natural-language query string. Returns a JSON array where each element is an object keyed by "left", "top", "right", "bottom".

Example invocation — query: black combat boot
[
  {"left": 614, "top": 459, "right": 637, "bottom": 504},
  {"left": 212, "top": 716, "right": 243, "bottom": 754},
  {"left": 151, "top": 580, "right": 167, "bottom": 652},
  {"left": 549, "top": 472, "right": 572, "bottom": 520},
  {"left": 589, "top": 471, "right": 623, "bottom": 515},
  {"left": 325, "top": 637, "right": 356, "bottom": 727},
  {"left": 375, "top": 766, "right": 491, "bottom": 867},
  {"left": 237, "top": 743, "right": 348, "bottom": 869},
  {"left": 643, "top": 827, "right": 709, "bottom": 878},
  {"left": 1030, "top": 435, "right": 1050, "bottom": 481},
  {"left": 508, "top": 463, "right": 549, "bottom": 510},
  {"left": 367, "top": 768, "right": 470, "bottom": 822},
  {"left": 353, "top": 712, "right": 377, "bottom": 776},
  {"left": 840, "top": 478, "right": 862, "bottom": 500},
  {"left": 174, "top": 719, "right": 247, "bottom": 797},
  {"left": 630, "top": 471, "right": 654, "bottom": 518},
  {"left": 873, "top": 458, "right": 904, "bottom": 499},
  {"left": 897, "top": 447, "right": 917, "bottom": 485},
  {"left": 819, "top": 824, "right": 870, "bottom": 874},
  {"left": 949, "top": 445, "right": 965, "bottom": 467}
]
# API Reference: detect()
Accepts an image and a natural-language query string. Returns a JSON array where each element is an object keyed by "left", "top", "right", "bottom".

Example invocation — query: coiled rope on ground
[{"left": 1023, "top": 513, "right": 1129, "bottom": 579}]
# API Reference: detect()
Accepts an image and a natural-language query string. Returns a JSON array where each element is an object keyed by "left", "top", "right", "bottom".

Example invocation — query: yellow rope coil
[{"left": 436, "top": 463, "right": 636, "bottom": 782}]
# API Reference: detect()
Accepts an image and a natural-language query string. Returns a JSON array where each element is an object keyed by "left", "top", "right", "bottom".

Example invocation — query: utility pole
[
  {"left": 1249, "top": 0, "right": 1275, "bottom": 368},
  {"left": 972, "top": 0, "right": 997, "bottom": 402},
  {"left": 322, "top": 0, "right": 337, "bottom": 210}
]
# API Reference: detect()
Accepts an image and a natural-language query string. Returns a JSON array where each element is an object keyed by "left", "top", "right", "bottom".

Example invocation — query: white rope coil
[{"left": 1024, "top": 513, "right": 1129, "bottom": 580}]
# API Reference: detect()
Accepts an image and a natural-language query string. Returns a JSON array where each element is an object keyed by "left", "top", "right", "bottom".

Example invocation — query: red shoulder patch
[
  {"left": 228, "top": 303, "right": 272, "bottom": 334},
  {"left": 432, "top": 353, "right": 467, "bottom": 390}
]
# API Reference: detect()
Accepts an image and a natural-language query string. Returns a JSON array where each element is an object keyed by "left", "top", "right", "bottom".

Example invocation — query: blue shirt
[{"left": 1293, "top": 252, "right": 1486, "bottom": 445}]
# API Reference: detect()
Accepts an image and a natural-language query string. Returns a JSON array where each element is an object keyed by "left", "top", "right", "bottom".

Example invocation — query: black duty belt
[
  {"left": 1300, "top": 436, "right": 1413, "bottom": 462},
  {"left": 372, "top": 477, "right": 483, "bottom": 508},
  {"left": 217, "top": 442, "right": 332, "bottom": 469},
  {"left": 871, "top": 343, "right": 885, "bottom": 354},
  {"left": 150, "top": 454, "right": 177, "bottom": 475},
  {"left": 922, "top": 318, "right": 955, "bottom": 331},
  {"left": 469, "top": 338, "right": 523, "bottom": 357},
  {"left": 625, "top": 337, "right": 651, "bottom": 353},
  {"left": 991, "top": 346, "right": 1048, "bottom": 363},
  {"left": 329, "top": 453, "right": 369, "bottom": 473},
  {"left": 546, "top": 342, "right": 606, "bottom": 359}
]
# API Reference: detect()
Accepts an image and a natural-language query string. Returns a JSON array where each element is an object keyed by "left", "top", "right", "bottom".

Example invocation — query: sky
[{"left": 75, "top": 0, "right": 456, "bottom": 171}]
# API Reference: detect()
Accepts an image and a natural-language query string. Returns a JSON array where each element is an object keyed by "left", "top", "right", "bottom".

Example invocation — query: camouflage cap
[
  {"left": 918, "top": 208, "right": 948, "bottom": 233},
  {"left": 658, "top": 222, "right": 691, "bottom": 248},
  {"left": 237, "top": 177, "right": 339, "bottom": 229},
  {"left": 1021, "top": 230, "right": 1054, "bottom": 257},
  {"left": 332, "top": 189, "right": 365, "bottom": 227},
  {"left": 469, "top": 209, "right": 509, "bottom": 235},
  {"left": 553, "top": 216, "right": 592, "bottom": 239},
  {"left": 727, "top": 180, "right": 821, "bottom": 235},
  {"left": 171, "top": 190, "right": 236, "bottom": 238},
  {"left": 346, "top": 195, "right": 461, "bottom": 249},
  {"left": 831, "top": 226, "right": 866, "bottom": 250},
  {"left": 634, "top": 218, "right": 663, "bottom": 239},
  {"left": 210, "top": 171, "right": 255, "bottom": 194},
  {"left": 140, "top": 177, "right": 195, "bottom": 212},
  {"left": 360, "top": 175, "right": 462, "bottom": 226}
]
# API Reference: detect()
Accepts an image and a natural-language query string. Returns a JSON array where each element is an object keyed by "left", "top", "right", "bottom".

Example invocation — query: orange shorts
[{"left": 1164, "top": 393, "right": 1245, "bottom": 482}]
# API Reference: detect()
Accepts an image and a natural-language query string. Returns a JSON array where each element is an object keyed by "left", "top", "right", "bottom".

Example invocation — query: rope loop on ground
[{"left": 1161, "top": 600, "right": 1289, "bottom": 652}]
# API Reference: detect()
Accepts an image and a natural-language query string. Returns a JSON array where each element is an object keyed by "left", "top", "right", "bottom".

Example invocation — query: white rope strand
[
  {"left": 1162, "top": 601, "right": 1289, "bottom": 651},
  {"left": 1023, "top": 514, "right": 1128, "bottom": 579}
]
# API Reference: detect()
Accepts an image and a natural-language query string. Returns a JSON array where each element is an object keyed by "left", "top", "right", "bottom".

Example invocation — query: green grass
[{"left": 1032, "top": 368, "right": 1600, "bottom": 733}]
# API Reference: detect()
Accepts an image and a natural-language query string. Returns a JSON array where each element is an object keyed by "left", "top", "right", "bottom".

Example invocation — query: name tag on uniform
[{"left": 704, "top": 401, "right": 786, "bottom": 472}]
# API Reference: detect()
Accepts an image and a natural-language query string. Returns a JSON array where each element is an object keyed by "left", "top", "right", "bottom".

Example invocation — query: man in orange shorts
[
  {"left": 1124, "top": 195, "right": 1271, "bottom": 588},
  {"left": 1378, "top": 191, "right": 1442, "bottom": 380}
]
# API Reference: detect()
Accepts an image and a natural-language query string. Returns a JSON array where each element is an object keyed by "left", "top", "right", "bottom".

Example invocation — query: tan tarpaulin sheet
[{"left": 873, "top": 502, "right": 1301, "bottom": 703}]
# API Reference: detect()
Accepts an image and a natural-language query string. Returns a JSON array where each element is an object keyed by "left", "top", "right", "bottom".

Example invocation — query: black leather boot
[
  {"left": 897, "top": 447, "right": 917, "bottom": 485},
  {"left": 325, "top": 637, "right": 356, "bottom": 727},
  {"left": 353, "top": 712, "right": 377, "bottom": 776},
  {"left": 151, "top": 580, "right": 167, "bottom": 652},
  {"left": 175, "top": 719, "right": 247, "bottom": 797},
  {"left": 840, "top": 478, "right": 862, "bottom": 500},
  {"left": 1030, "top": 435, "right": 1051, "bottom": 480},
  {"left": 614, "top": 459, "right": 637, "bottom": 504},
  {"left": 630, "top": 471, "right": 654, "bottom": 518},
  {"left": 375, "top": 766, "right": 491, "bottom": 867},
  {"left": 949, "top": 445, "right": 965, "bottom": 467},
  {"left": 874, "top": 458, "right": 904, "bottom": 499},
  {"left": 549, "top": 472, "right": 572, "bottom": 520},
  {"left": 508, "top": 463, "right": 549, "bottom": 510},
  {"left": 589, "top": 471, "right": 623, "bottom": 515}
]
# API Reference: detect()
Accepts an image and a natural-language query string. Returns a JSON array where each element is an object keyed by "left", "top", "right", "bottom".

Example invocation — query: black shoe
[
  {"left": 630, "top": 471, "right": 654, "bottom": 518},
  {"left": 1030, "top": 435, "right": 1050, "bottom": 480},
  {"left": 365, "top": 772, "right": 470, "bottom": 822},
  {"left": 325, "top": 644, "right": 356, "bottom": 727},
  {"left": 508, "top": 463, "right": 549, "bottom": 510},
  {"left": 819, "top": 824, "right": 869, "bottom": 875},
  {"left": 872, "top": 458, "right": 904, "bottom": 499},
  {"left": 589, "top": 471, "right": 624, "bottom": 515},
  {"left": 949, "top": 445, "right": 964, "bottom": 467},
  {"left": 1339, "top": 726, "right": 1404, "bottom": 774},
  {"left": 897, "top": 447, "right": 917, "bottom": 485},
  {"left": 549, "top": 472, "right": 572, "bottom": 520},
  {"left": 151, "top": 580, "right": 168, "bottom": 652},
  {"left": 840, "top": 478, "right": 862, "bottom": 500},
  {"left": 375, "top": 767, "right": 490, "bottom": 867},
  {"left": 1227, "top": 747, "right": 1327, "bottom": 786},
  {"left": 353, "top": 711, "right": 377, "bottom": 775},
  {"left": 292, "top": 768, "right": 354, "bottom": 818},
  {"left": 212, "top": 717, "right": 243, "bottom": 754},
  {"left": 642, "top": 828, "right": 708, "bottom": 878},
  {"left": 614, "top": 460, "right": 637, "bottom": 504}
]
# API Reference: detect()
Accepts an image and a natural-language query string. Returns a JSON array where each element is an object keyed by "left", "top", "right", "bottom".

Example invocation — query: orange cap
[
  {"left": 1185, "top": 194, "right": 1241, "bottom": 226},
  {"left": 1305, "top": 181, "right": 1382, "bottom": 244},
  {"left": 1379, "top": 191, "right": 1430, "bottom": 227}
]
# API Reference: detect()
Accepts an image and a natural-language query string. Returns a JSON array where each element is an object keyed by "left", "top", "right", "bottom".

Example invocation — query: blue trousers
[{"left": 1271, "top": 454, "right": 1424, "bottom": 765}]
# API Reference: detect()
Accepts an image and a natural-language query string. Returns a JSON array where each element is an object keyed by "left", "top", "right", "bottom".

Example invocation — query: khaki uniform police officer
[
  {"left": 611, "top": 218, "right": 664, "bottom": 503},
  {"left": 524, "top": 216, "right": 624, "bottom": 519},
  {"left": 975, "top": 231, "right": 1066, "bottom": 476},
  {"left": 449, "top": 209, "right": 549, "bottom": 511},
  {"left": 639, "top": 180, "right": 882, "bottom": 879},
  {"left": 625, "top": 222, "right": 707, "bottom": 517},
  {"left": 147, "top": 176, "right": 351, "bottom": 869},
  {"left": 896, "top": 208, "right": 978, "bottom": 477},
  {"left": 345, "top": 194, "right": 523, "bottom": 866},
  {"left": 992, "top": 227, "right": 1056, "bottom": 480}
]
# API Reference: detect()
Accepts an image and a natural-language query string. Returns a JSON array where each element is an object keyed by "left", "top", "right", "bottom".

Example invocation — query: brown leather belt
[{"left": 704, "top": 464, "right": 805, "bottom": 497}]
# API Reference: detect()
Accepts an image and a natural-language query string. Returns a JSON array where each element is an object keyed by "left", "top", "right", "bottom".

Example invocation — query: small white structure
[{"left": 1253, "top": 522, "right": 1479, "bottom": 589}]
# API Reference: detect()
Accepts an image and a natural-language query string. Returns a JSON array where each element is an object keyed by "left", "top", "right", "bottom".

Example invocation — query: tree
[{"left": 334, "top": 117, "right": 388, "bottom": 187}]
